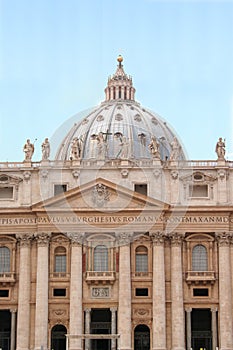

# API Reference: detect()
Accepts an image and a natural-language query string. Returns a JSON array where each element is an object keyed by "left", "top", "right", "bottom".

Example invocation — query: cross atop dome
[{"left": 104, "top": 55, "right": 136, "bottom": 101}]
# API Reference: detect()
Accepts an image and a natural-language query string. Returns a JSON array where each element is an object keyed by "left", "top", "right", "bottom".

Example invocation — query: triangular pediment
[{"left": 32, "top": 177, "right": 169, "bottom": 212}]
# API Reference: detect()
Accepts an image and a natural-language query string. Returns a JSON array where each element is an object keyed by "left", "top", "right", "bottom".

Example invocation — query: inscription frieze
[{"left": 0, "top": 215, "right": 232, "bottom": 226}]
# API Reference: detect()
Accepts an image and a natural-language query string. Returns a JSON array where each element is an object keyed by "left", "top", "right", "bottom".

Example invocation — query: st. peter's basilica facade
[{"left": 0, "top": 56, "right": 232, "bottom": 350}]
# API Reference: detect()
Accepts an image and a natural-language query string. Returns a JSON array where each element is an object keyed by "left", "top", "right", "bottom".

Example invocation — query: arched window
[
  {"left": 51, "top": 324, "right": 67, "bottom": 350},
  {"left": 54, "top": 247, "right": 66, "bottom": 273},
  {"left": 192, "top": 244, "right": 208, "bottom": 271},
  {"left": 136, "top": 246, "right": 148, "bottom": 272},
  {"left": 94, "top": 245, "right": 108, "bottom": 271},
  {"left": 0, "top": 247, "right": 10, "bottom": 273}
]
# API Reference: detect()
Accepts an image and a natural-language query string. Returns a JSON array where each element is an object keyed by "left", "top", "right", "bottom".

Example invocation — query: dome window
[
  {"left": 82, "top": 118, "right": 89, "bottom": 125},
  {"left": 151, "top": 117, "right": 158, "bottom": 125},
  {"left": 115, "top": 113, "right": 123, "bottom": 121},
  {"left": 134, "top": 114, "right": 142, "bottom": 122},
  {"left": 97, "top": 115, "right": 104, "bottom": 122},
  {"left": 193, "top": 173, "right": 204, "bottom": 181},
  {"left": 114, "top": 132, "right": 123, "bottom": 139}
]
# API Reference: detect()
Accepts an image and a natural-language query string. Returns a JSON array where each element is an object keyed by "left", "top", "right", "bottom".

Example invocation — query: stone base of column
[
  {"left": 34, "top": 347, "right": 48, "bottom": 350},
  {"left": 171, "top": 347, "right": 185, "bottom": 350},
  {"left": 152, "top": 348, "right": 167, "bottom": 350}
]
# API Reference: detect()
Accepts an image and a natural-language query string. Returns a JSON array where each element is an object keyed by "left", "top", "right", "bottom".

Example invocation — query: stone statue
[
  {"left": 96, "top": 132, "right": 107, "bottom": 159},
  {"left": 70, "top": 137, "right": 82, "bottom": 160},
  {"left": 148, "top": 136, "right": 160, "bottom": 159},
  {"left": 170, "top": 137, "right": 180, "bottom": 161},
  {"left": 41, "top": 138, "right": 50, "bottom": 160},
  {"left": 117, "top": 136, "right": 129, "bottom": 159},
  {"left": 215, "top": 137, "right": 226, "bottom": 160},
  {"left": 23, "top": 139, "right": 34, "bottom": 161}
]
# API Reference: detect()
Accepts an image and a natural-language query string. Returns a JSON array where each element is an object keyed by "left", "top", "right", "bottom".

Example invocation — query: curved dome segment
[{"left": 54, "top": 56, "right": 186, "bottom": 162}]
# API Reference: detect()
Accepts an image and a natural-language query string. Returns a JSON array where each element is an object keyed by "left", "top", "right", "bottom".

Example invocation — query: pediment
[
  {"left": 0, "top": 173, "right": 23, "bottom": 186},
  {"left": 33, "top": 177, "right": 169, "bottom": 212}
]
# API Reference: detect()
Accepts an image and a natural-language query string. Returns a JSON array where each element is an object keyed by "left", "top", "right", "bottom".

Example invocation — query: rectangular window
[
  {"left": 136, "top": 254, "right": 148, "bottom": 272},
  {"left": 55, "top": 255, "right": 66, "bottom": 272},
  {"left": 134, "top": 184, "right": 147, "bottom": 196},
  {"left": 135, "top": 288, "right": 148, "bottom": 296},
  {"left": 0, "top": 187, "right": 13, "bottom": 199},
  {"left": 189, "top": 185, "right": 208, "bottom": 198},
  {"left": 54, "top": 184, "right": 67, "bottom": 196},
  {"left": 53, "top": 288, "right": 66, "bottom": 297},
  {"left": 193, "top": 288, "right": 209, "bottom": 297},
  {"left": 0, "top": 290, "right": 9, "bottom": 298}
]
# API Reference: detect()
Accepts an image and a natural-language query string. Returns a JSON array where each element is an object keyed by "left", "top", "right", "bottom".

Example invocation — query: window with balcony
[
  {"left": 192, "top": 244, "right": 208, "bottom": 271},
  {"left": 94, "top": 245, "right": 108, "bottom": 272},
  {"left": 135, "top": 245, "right": 148, "bottom": 274},
  {"left": 0, "top": 247, "right": 10, "bottom": 273}
]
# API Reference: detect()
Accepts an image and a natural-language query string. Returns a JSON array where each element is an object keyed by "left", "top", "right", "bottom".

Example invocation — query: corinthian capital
[
  {"left": 216, "top": 232, "right": 232, "bottom": 246},
  {"left": 150, "top": 231, "right": 165, "bottom": 245},
  {"left": 35, "top": 232, "right": 51, "bottom": 246},
  {"left": 169, "top": 232, "right": 184, "bottom": 246},
  {"left": 16, "top": 233, "right": 33, "bottom": 247},
  {"left": 116, "top": 232, "right": 131, "bottom": 246},
  {"left": 67, "top": 232, "right": 84, "bottom": 246}
]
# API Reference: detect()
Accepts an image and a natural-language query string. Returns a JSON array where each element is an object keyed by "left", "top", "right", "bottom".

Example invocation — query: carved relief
[
  {"left": 91, "top": 287, "right": 110, "bottom": 298},
  {"left": 150, "top": 231, "right": 165, "bottom": 245},
  {"left": 23, "top": 171, "right": 31, "bottom": 181},
  {"left": 92, "top": 184, "right": 110, "bottom": 207},
  {"left": 16, "top": 233, "right": 33, "bottom": 247},
  {"left": 121, "top": 169, "right": 129, "bottom": 178},
  {"left": 116, "top": 232, "right": 131, "bottom": 245}
]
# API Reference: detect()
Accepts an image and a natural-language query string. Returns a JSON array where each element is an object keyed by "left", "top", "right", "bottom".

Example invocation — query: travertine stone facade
[{"left": 1, "top": 57, "right": 233, "bottom": 350}]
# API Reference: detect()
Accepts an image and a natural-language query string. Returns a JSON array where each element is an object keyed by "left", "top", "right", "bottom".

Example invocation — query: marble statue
[
  {"left": 148, "top": 136, "right": 160, "bottom": 159},
  {"left": 170, "top": 137, "right": 180, "bottom": 161},
  {"left": 23, "top": 139, "right": 34, "bottom": 161},
  {"left": 117, "top": 136, "right": 129, "bottom": 159},
  {"left": 70, "top": 137, "right": 82, "bottom": 160},
  {"left": 215, "top": 137, "right": 226, "bottom": 160},
  {"left": 41, "top": 138, "right": 50, "bottom": 160},
  {"left": 96, "top": 132, "right": 107, "bottom": 159}
]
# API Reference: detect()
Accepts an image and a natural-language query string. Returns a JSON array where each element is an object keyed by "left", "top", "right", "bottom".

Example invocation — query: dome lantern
[{"left": 104, "top": 55, "right": 136, "bottom": 101}]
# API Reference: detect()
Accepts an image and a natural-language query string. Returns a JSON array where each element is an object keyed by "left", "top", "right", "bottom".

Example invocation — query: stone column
[
  {"left": 211, "top": 307, "right": 217, "bottom": 350},
  {"left": 117, "top": 233, "right": 132, "bottom": 350},
  {"left": 85, "top": 308, "right": 91, "bottom": 350},
  {"left": 170, "top": 232, "right": 185, "bottom": 350},
  {"left": 10, "top": 309, "right": 17, "bottom": 350},
  {"left": 16, "top": 233, "right": 32, "bottom": 350},
  {"left": 34, "top": 232, "right": 50, "bottom": 350},
  {"left": 150, "top": 231, "right": 166, "bottom": 350},
  {"left": 216, "top": 232, "right": 233, "bottom": 350},
  {"left": 186, "top": 308, "right": 192, "bottom": 350},
  {"left": 111, "top": 307, "right": 117, "bottom": 350},
  {"left": 68, "top": 233, "right": 83, "bottom": 350}
]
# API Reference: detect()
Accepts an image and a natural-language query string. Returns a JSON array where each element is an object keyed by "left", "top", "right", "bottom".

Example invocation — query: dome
[{"left": 55, "top": 56, "right": 185, "bottom": 162}]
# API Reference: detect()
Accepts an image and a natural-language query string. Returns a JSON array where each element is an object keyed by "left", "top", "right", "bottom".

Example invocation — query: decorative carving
[
  {"left": 116, "top": 232, "right": 131, "bottom": 245},
  {"left": 216, "top": 232, "right": 232, "bottom": 246},
  {"left": 92, "top": 184, "right": 110, "bottom": 207},
  {"left": 217, "top": 169, "right": 226, "bottom": 180},
  {"left": 169, "top": 232, "right": 184, "bottom": 246},
  {"left": 67, "top": 232, "right": 83, "bottom": 246},
  {"left": 35, "top": 232, "right": 51, "bottom": 246},
  {"left": 136, "top": 309, "right": 149, "bottom": 316},
  {"left": 53, "top": 309, "right": 65, "bottom": 316},
  {"left": 171, "top": 170, "right": 178, "bottom": 180},
  {"left": 92, "top": 287, "right": 110, "bottom": 298},
  {"left": 40, "top": 170, "right": 49, "bottom": 180},
  {"left": 150, "top": 231, "right": 165, "bottom": 245},
  {"left": 72, "top": 170, "right": 80, "bottom": 179},
  {"left": 16, "top": 233, "right": 33, "bottom": 247},
  {"left": 23, "top": 171, "right": 31, "bottom": 181},
  {"left": 121, "top": 169, "right": 129, "bottom": 178},
  {"left": 153, "top": 169, "right": 161, "bottom": 178}
]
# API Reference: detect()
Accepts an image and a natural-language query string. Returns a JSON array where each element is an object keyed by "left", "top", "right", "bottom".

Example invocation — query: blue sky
[{"left": 1, "top": 0, "right": 233, "bottom": 161}]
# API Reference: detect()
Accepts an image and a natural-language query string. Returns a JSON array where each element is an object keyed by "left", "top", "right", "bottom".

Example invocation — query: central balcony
[
  {"left": 85, "top": 271, "right": 116, "bottom": 285},
  {"left": 185, "top": 271, "right": 216, "bottom": 285}
]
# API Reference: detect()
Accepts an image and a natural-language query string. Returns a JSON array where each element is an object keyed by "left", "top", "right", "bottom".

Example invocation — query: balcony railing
[
  {"left": 185, "top": 271, "right": 216, "bottom": 285},
  {"left": 85, "top": 271, "right": 115, "bottom": 285},
  {"left": 0, "top": 272, "right": 16, "bottom": 285},
  {"left": 50, "top": 272, "right": 70, "bottom": 280}
]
